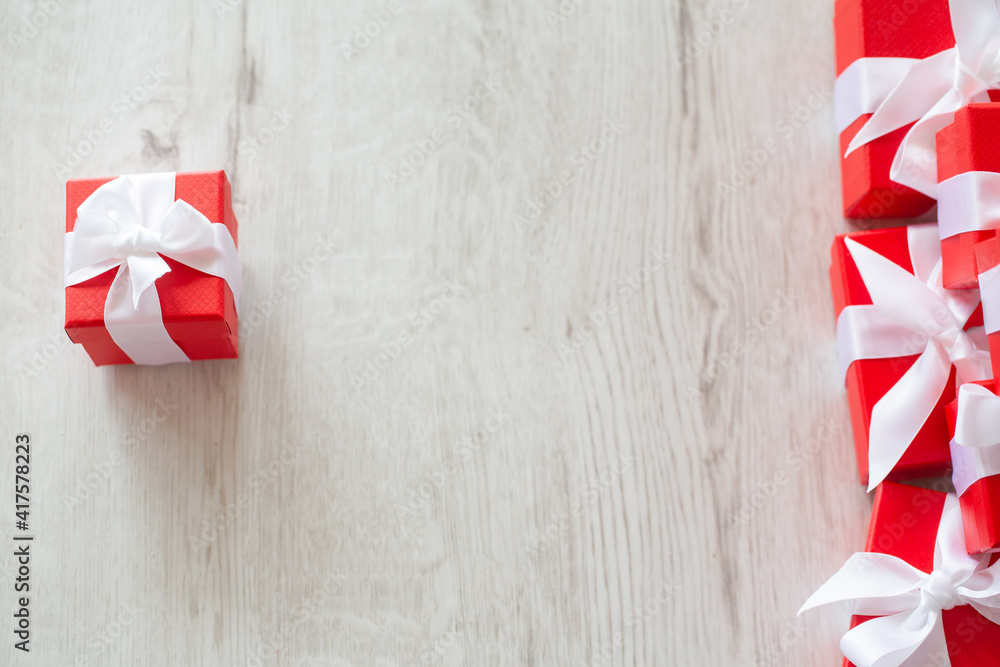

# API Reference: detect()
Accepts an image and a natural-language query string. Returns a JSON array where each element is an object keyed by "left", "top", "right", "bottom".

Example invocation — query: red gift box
[
  {"left": 834, "top": 0, "right": 1000, "bottom": 219},
  {"left": 834, "top": 0, "right": 951, "bottom": 218},
  {"left": 976, "top": 235, "right": 1000, "bottom": 381},
  {"left": 946, "top": 380, "right": 1000, "bottom": 555},
  {"left": 936, "top": 104, "right": 1000, "bottom": 290},
  {"left": 840, "top": 481, "right": 1000, "bottom": 667},
  {"left": 64, "top": 171, "right": 239, "bottom": 366},
  {"left": 830, "top": 226, "right": 984, "bottom": 485}
]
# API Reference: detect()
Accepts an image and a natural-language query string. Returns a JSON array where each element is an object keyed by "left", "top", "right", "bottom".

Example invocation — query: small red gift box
[
  {"left": 839, "top": 482, "right": 1000, "bottom": 667},
  {"left": 830, "top": 225, "right": 984, "bottom": 485},
  {"left": 936, "top": 104, "right": 1000, "bottom": 290},
  {"left": 64, "top": 171, "right": 240, "bottom": 366},
  {"left": 976, "top": 235, "right": 1000, "bottom": 381},
  {"left": 834, "top": 0, "right": 952, "bottom": 218},
  {"left": 946, "top": 380, "right": 1000, "bottom": 555}
]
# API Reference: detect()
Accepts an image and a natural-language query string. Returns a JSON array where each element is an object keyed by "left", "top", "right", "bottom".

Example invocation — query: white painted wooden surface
[{"left": 0, "top": 0, "right": 865, "bottom": 664}]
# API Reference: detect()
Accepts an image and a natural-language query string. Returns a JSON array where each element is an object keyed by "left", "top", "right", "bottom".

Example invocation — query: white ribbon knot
[
  {"left": 837, "top": 226, "right": 991, "bottom": 490},
  {"left": 114, "top": 224, "right": 161, "bottom": 257},
  {"left": 836, "top": 0, "right": 1000, "bottom": 198},
  {"left": 800, "top": 494, "right": 1000, "bottom": 667},
  {"left": 65, "top": 173, "right": 242, "bottom": 366},
  {"left": 920, "top": 571, "right": 960, "bottom": 613}
]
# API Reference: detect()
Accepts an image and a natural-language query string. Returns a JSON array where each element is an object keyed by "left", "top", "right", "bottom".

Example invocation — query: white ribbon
[
  {"left": 952, "top": 383, "right": 1000, "bottom": 495},
  {"left": 982, "top": 263, "right": 1000, "bottom": 335},
  {"left": 836, "top": 224, "right": 990, "bottom": 491},
  {"left": 835, "top": 0, "right": 1000, "bottom": 198},
  {"left": 835, "top": 57, "right": 921, "bottom": 134},
  {"left": 800, "top": 494, "right": 1000, "bottom": 667},
  {"left": 938, "top": 171, "right": 1000, "bottom": 240},
  {"left": 64, "top": 173, "right": 242, "bottom": 366}
]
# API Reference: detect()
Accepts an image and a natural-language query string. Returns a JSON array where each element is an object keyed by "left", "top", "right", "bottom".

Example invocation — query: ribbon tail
[
  {"left": 800, "top": 554, "right": 923, "bottom": 615},
  {"left": 841, "top": 608, "right": 939, "bottom": 667},
  {"left": 896, "top": 616, "right": 950, "bottom": 667},
  {"left": 867, "top": 343, "right": 952, "bottom": 491},
  {"left": 845, "top": 49, "right": 956, "bottom": 158},
  {"left": 126, "top": 254, "right": 171, "bottom": 310},
  {"left": 105, "top": 264, "right": 189, "bottom": 366},
  {"left": 889, "top": 88, "right": 967, "bottom": 198}
]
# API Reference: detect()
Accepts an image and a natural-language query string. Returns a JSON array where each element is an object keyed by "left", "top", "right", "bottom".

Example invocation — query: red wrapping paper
[
  {"left": 64, "top": 171, "right": 239, "bottom": 366},
  {"left": 830, "top": 227, "right": 984, "bottom": 484},
  {"left": 946, "top": 380, "right": 1000, "bottom": 555},
  {"left": 937, "top": 104, "right": 1000, "bottom": 289},
  {"left": 842, "top": 481, "right": 1000, "bottom": 667}
]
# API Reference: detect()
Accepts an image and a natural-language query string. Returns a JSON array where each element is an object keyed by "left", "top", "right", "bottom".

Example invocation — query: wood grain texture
[{"left": 0, "top": 0, "right": 864, "bottom": 664}]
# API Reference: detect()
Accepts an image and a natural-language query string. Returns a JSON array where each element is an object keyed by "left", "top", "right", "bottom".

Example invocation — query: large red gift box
[
  {"left": 841, "top": 481, "right": 1000, "bottom": 667},
  {"left": 946, "top": 380, "right": 1000, "bottom": 555},
  {"left": 64, "top": 171, "right": 239, "bottom": 366},
  {"left": 834, "top": 0, "right": 952, "bottom": 218},
  {"left": 937, "top": 104, "right": 1000, "bottom": 289},
  {"left": 830, "top": 226, "right": 984, "bottom": 484}
]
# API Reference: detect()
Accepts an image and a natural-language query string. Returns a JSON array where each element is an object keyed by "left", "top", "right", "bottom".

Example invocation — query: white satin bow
[
  {"left": 836, "top": 225, "right": 990, "bottom": 491},
  {"left": 800, "top": 494, "right": 1000, "bottom": 667},
  {"left": 64, "top": 173, "right": 242, "bottom": 366},
  {"left": 837, "top": 0, "right": 1000, "bottom": 198}
]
